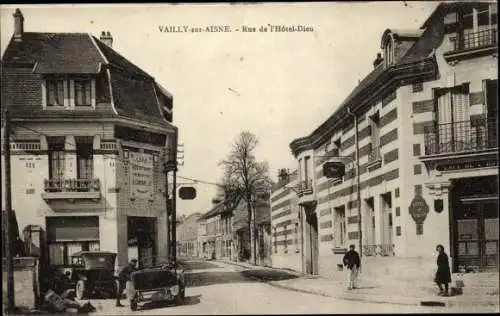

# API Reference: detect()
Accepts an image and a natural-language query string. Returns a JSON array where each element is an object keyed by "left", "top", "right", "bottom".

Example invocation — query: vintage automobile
[
  {"left": 126, "top": 262, "right": 185, "bottom": 311},
  {"left": 70, "top": 251, "right": 118, "bottom": 300}
]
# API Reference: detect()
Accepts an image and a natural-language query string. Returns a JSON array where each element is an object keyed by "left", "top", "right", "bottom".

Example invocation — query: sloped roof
[
  {"left": 92, "top": 36, "right": 152, "bottom": 79},
  {"left": 199, "top": 201, "right": 226, "bottom": 220},
  {"left": 1, "top": 29, "right": 174, "bottom": 127},
  {"left": 2, "top": 33, "right": 105, "bottom": 73}
]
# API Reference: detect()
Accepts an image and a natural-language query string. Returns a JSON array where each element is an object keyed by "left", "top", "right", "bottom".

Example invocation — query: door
[
  {"left": 482, "top": 201, "right": 499, "bottom": 270},
  {"left": 455, "top": 200, "right": 499, "bottom": 271}
]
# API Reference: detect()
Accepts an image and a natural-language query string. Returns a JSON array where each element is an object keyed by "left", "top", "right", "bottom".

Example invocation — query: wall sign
[
  {"left": 129, "top": 151, "right": 154, "bottom": 198},
  {"left": 437, "top": 159, "right": 497, "bottom": 171},
  {"left": 409, "top": 195, "right": 429, "bottom": 224}
]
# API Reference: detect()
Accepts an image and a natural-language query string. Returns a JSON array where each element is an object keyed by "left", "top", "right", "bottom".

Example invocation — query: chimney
[
  {"left": 278, "top": 168, "right": 289, "bottom": 185},
  {"left": 13, "top": 8, "right": 24, "bottom": 41},
  {"left": 373, "top": 53, "right": 384, "bottom": 68},
  {"left": 99, "top": 31, "right": 113, "bottom": 47}
]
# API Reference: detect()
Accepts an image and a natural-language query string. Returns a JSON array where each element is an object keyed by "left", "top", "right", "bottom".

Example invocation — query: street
[{"left": 88, "top": 258, "right": 497, "bottom": 315}]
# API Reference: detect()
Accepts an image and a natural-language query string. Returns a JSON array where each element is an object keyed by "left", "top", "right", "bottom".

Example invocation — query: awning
[{"left": 46, "top": 216, "right": 99, "bottom": 242}]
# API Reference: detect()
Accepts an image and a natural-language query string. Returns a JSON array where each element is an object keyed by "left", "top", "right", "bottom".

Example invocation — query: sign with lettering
[
  {"left": 437, "top": 159, "right": 497, "bottom": 171},
  {"left": 409, "top": 195, "right": 429, "bottom": 224},
  {"left": 129, "top": 151, "right": 154, "bottom": 198}
]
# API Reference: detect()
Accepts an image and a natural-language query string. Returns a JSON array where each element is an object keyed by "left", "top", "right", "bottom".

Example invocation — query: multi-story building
[
  {"left": 270, "top": 1, "right": 498, "bottom": 281},
  {"left": 176, "top": 213, "right": 202, "bottom": 257},
  {"left": 197, "top": 198, "right": 233, "bottom": 260},
  {"left": 1, "top": 9, "right": 177, "bottom": 271}
]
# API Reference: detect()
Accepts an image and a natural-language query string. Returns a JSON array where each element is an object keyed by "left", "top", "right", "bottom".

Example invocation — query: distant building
[
  {"left": 271, "top": 1, "right": 498, "bottom": 281},
  {"left": 176, "top": 213, "right": 202, "bottom": 257},
  {"left": 197, "top": 197, "right": 233, "bottom": 260},
  {"left": 1, "top": 8, "right": 177, "bottom": 270}
]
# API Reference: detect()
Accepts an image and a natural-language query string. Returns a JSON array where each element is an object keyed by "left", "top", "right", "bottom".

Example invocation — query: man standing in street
[
  {"left": 343, "top": 244, "right": 361, "bottom": 291},
  {"left": 116, "top": 259, "right": 138, "bottom": 307}
]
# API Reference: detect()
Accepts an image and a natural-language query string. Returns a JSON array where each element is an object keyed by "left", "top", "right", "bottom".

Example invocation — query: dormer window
[
  {"left": 42, "top": 77, "right": 96, "bottom": 109},
  {"left": 75, "top": 80, "right": 92, "bottom": 106},
  {"left": 384, "top": 37, "right": 394, "bottom": 67},
  {"left": 47, "top": 79, "right": 65, "bottom": 106}
]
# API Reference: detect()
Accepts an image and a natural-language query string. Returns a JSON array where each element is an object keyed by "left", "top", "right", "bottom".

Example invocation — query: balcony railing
[
  {"left": 424, "top": 118, "right": 498, "bottom": 155},
  {"left": 450, "top": 27, "right": 497, "bottom": 52},
  {"left": 296, "top": 179, "right": 313, "bottom": 196},
  {"left": 362, "top": 244, "right": 395, "bottom": 257},
  {"left": 44, "top": 178, "right": 101, "bottom": 193}
]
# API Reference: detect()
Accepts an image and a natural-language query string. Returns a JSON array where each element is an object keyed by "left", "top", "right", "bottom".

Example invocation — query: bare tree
[{"left": 219, "top": 131, "right": 271, "bottom": 265}]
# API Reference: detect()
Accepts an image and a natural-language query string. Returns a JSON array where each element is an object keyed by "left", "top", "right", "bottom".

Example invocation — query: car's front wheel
[{"left": 76, "top": 280, "right": 87, "bottom": 300}]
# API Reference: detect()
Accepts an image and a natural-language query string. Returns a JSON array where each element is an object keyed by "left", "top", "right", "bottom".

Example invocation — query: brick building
[
  {"left": 270, "top": 1, "right": 498, "bottom": 280},
  {"left": 1, "top": 9, "right": 177, "bottom": 271}
]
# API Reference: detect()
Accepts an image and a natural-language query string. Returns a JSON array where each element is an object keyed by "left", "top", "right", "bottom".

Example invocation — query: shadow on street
[
  {"left": 178, "top": 259, "right": 220, "bottom": 271},
  {"left": 185, "top": 271, "right": 252, "bottom": 287},
  {"left": 138, "top": 295, "right": 202, "bottom": 311},
  {"left": 241, "top": 269, "right": 300, "bottom": 282}
]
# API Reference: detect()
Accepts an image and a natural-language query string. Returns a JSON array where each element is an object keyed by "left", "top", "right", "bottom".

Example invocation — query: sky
[{"left": 0, "top": 2, "right": 440, "bottom": 217}]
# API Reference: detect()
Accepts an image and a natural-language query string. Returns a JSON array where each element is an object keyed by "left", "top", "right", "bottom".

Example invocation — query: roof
[
  {"left": 1, "top": 26, "right": 174, "bottom": 127},
  {"left": 292, "top": 4, "right": 443, "bottom": 154},
  {"left": 199, "top": 201, "right": 226, "bottom": 220},
  {"left": 2, "top": 33, "right": 105, "bottom": 73}
]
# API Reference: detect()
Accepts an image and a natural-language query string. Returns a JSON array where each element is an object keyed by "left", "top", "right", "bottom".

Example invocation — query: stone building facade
[
  {"left": 1, "top": 9, "right": 177, "bottom": 271},
  {"left": 270, "top": 1, "right": 498, "bottom": 281}
]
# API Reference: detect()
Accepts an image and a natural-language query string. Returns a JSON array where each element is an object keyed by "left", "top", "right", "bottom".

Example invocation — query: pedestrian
[
  {"left": 434, "top": 244, "right": 451, "bottom": 296},
  {"left": 342, "top": 244, "right": 361, "bottom": 291},
  {"left": 116, "top": 259, "right": 138, "bottom": 307}
]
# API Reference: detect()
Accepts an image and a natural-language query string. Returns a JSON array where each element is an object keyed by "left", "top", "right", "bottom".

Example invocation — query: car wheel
[
  {"left": 130, "top": 300, "right": 138, "bottom": 311},
  {"left": 76, "top": 280, "right": 87, "bottom": 300}
]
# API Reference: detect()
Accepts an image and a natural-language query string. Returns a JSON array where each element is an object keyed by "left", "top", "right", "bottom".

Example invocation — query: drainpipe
[{"left": 346, "top": 106, "right": 363, "bottom": 271}]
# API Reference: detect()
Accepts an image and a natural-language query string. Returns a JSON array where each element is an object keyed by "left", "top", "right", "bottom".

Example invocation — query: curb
[{"left": 211, "top": 259, "right": 499, "bottom": 309}]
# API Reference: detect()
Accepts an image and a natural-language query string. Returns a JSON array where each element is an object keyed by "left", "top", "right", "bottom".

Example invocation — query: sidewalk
[{"left": 215, "top": 259, "right": 499, "bottom": 309}]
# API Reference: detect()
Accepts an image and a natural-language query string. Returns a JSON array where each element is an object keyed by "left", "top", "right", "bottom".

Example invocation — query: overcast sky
[{"left": 1, "top": 2, "right": 440, "bottom": 217}]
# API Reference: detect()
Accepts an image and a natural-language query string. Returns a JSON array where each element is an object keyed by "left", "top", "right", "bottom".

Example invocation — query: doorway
[
  {"left": 303, "top": 207, "right": 319, "bottom": 275},
  {"left": 127, "top": 217, "right": 157, "bottom": 268},
  {"left": 451, "top": 176, "right": 499, "bottom": 272}
]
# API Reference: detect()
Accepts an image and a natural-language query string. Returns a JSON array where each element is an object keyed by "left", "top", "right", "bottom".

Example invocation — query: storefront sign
[
  {"left": 437, "top": 159, "right": 497, "bottom": 171},
  {"left": 409, "top": 195, "right": 429, "bottom": 224},
  {"left": 129, "top": 151, "right": 154, "bottom": 198}
]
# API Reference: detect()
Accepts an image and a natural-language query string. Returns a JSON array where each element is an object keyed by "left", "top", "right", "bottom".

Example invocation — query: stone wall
[{"left": 2, "top": 257, "right": 39, "bottom": 310}]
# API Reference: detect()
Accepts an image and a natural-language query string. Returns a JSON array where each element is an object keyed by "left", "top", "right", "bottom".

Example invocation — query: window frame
[
  {"left": 46, "top": 78, "right": 65, "bottom": 107},
  {"left": 74, "top": 79, "right": 92, "bottom": 107}
]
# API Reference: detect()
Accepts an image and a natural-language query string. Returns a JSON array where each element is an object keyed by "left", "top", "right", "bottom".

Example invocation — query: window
[
  {"left": 284, "top": 225, "right": 288, "bottom": 253},
  {"left": 335, "top": 206, "right": 346, "bottom": 248},
  {"left": 47, "top": 79, "right": 65, "bottom": 106},
  {"left": 75, "top": 80, "right": 92, "bottom": 106},
  {"left": 368, "top": 112, "right": 381, "bottom": 162},
  {"left": 384, "top": 38, "right": 394, "bottom": 66},
  {"left": 76, "top": 137, "right": 94, "bottom": 182},
  {"left": 49, "top": 241, "right": 99, "bottom": 266},
  {"left": 48, "top": 137, "right": 66, "bottom": 182}
]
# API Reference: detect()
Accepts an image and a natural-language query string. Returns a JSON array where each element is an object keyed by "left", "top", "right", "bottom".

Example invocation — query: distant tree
[{"left": 219, "top": 131, "right": 272, "bottom": 265}]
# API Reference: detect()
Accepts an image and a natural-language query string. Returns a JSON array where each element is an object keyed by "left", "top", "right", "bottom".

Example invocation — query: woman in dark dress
[{"left": 435, "top": 244, "right": 452, "bottom": 296}]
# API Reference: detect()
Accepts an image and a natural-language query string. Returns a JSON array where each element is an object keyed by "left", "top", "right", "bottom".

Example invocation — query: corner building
[
  {"left": 270, "top": 2, "right": 498, "bottom": 281},
  {"left": 1, "top": 9, "right": 177, "bottom": 271}
]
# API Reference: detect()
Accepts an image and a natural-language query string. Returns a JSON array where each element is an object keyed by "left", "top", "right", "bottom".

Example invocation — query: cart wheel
[
  {"left": 76, "top": 280, "right": 87, "bottom": 300},
  {"left": 130, "top": 300, "right": 138, "bottom": 311}
]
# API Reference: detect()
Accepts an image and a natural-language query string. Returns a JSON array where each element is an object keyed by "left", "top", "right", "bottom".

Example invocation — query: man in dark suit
[
  {"left": 342, "top": 244, "right": 361, "bottom": 290},
  {"left": 116, "top": 259, "right": 138, "bottom": 307}
]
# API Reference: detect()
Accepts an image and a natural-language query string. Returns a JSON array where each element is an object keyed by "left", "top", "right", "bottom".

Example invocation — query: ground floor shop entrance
[
  {"left": 127, "top": 216, "right": 157, "bottom": 268},
  {"left": 451, "top": 176, "right": 499, "bottom": 272}
]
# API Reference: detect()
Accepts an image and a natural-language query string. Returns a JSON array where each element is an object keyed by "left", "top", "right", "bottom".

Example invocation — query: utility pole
[
  {"left": 2, "top": 109, "right": 15, "bottom": 312},
  {"left": 165, "top": 157, "right": 170, "bottom": 263}
]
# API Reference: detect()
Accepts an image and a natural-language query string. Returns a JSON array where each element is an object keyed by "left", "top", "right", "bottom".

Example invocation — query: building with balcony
[
  {"left": 1, "top": 9, "right": 177, "bottom": 271},
  {"left": 270, "top": 1, "right": 498, "bottom": 280},
  {"left": 176, "top": 213, "right": 202, "bottom": 257}
]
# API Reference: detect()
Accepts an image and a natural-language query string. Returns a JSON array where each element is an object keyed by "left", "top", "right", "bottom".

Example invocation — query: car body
[
  {"left": 127, "top": 263, "right": 185, "bottom": 311},
  {"left": 70, "top": 251, "right": 118, "bottom": 300}
]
